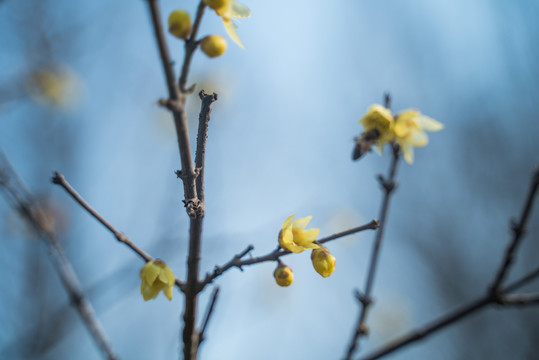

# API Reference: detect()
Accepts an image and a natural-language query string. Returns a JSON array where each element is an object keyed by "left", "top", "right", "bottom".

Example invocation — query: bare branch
[
  {"left": 359, "top": 267, "right": 539, "bottom": 360},
  {"left": 199, "top": 287, "right": 220, "bottom": 343},
  {"left": 195, "top": 90, "right": 218, "bottom": 203},
  {"left": 490, "top": 165, "right": 539, "bottom": 292},
  {"left": 199, "top": 220, "right": 379, "bottom": 291},
  {"left": 0, "top": 152, "right": 118, "bottom": 360},
  {"left": 500, "top": 293, "right": 539, "bottom": 306},
  {"left": 345, "top": 144, "right": 400, "bottom": 360},
  {"left": 51, "top": 171, "right": 186, "bottom": 292}
]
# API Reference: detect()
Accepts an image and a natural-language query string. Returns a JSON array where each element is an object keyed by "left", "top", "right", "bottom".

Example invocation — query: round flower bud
[
  {"left": 200, "top": 35, "right": 227, "bottom": 58},
  {"left": 274, "top": 264, "right": 294, "bottom": 287},
  {"left": 311, "top": 246, "right": 336, "bottom": 278},
  {"left": 168, "top": 9, "right": 192, "bottom": 39}
]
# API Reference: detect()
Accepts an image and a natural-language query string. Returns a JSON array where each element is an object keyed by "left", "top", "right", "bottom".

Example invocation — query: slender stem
[
  {"left": 51, "top": 171, "right": 186, "bottom": 292},
  {"left": 345, "top": 145, "right": 400, "bottom": 360},
  {"left": 194, "top": 91, "right": 217, "bottom": 203},
  {"left": 146, "top": 0, "right": 197, "bottom": 203},
  {"left": 183, "top": 217, "right": 203, "bottom": 360},
  {"left": 179, "top": 1, "right": 206, "bottom": 92},
  {"left": 199, "top": 287, "right": 220, "bottom": 343},
  {"left": 0, "top": 153, "right": 118, "bottom": 360},
  {"left": 198, "top": 220, "right": 380, "bottom": 291},
  {"left": 490, "top": 165, "right": 539, "bottom": 291}
]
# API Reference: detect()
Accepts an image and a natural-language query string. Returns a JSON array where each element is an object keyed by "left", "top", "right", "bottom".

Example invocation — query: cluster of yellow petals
[
  {"left": 278, "top": 214, "right": 320, "bottom": 253},
  {"left": 203, "top": 0, "right": 251, "bottom": 48},
  {"left": 359, "top": 104, "right": 444, "bottom": 164},
  {"left": 139, "top": 259, "right": 175, "bottom": 301}
]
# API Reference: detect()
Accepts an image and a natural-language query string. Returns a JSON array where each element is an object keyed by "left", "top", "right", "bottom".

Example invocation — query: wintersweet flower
[
  {"left": 274, "top": 264, "right": 294, "bottom": 287},
  {"left": 393, "top": 110, "right": 444, "bottom": 164},
  {"left": 311, "top": 245, "right": 336, "bottom": 278},
  {"left": 359, "top": 104, "right": 394, "bottom": 152},
  {"left": 278, "top": 215, "right": 320, "bottom": 253},
  {"left": 203, "top": 0, "right": 250, "bottom": 48},
  {"left": 139, "top": 259, "right": 175, "bottom": 301}
]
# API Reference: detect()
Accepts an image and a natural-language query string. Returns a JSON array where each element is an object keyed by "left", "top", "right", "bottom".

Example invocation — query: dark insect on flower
[{"left": 352, "top": 128, "right": 380, "bottom": 160}]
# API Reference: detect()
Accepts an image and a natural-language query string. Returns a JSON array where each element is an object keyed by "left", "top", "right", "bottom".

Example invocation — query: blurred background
[{"left": 1, "top": 0, "right": 538, "bottom": 359}]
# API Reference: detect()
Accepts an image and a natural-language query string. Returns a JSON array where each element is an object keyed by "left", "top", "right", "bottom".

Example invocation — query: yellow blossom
[
  {"left": 311, "top": 245, "right": 336, "bottom": 278},
  {"left": 393, "top": 110, "right": 444, "bottom": 164},
  {"left": 359, "top": 104, "right": 395, "bottom": 153},
  {"left": 274, "top": 264, "right": 294, "bottom": 287},
  {"left": 139, "top": 259, "right": 175, "bottom": 301},
  {"left": 278, "top": 215, "right": 320, "bottom": 253},
  {"left": 200, "top": 35, "right": 227, "bottom": 58},
  {"left": 168, "top": 9, "right": 192, "bottom": 39},
  {"left": 204, "top": 0, "right": 250, "bottom": 48}
]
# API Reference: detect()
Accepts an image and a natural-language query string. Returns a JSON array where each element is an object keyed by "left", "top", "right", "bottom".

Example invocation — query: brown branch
[
  {"left": 179, "top": 1, "right": 206, "bottom": 93},
  {"left": 199, "top": 287, "right": 220, "bottom": 343},
  {"left": 490, "top": 165, "right": 539, "bottom": 292},
  {"left": 51, "top": 171, "right": 186, "bottom": 292},
  {"left": 198, "top": 220, "right": 380, "bottom": 291},
  {"left": 194, "top": 90, "right": 218, "bottom": 203},
  {"left": 345, "top": 143, "right": 400, "bottom": 360},
  {"left": 0, "top": 152, "right": 118, "bottom": 360},
  {"left": 500, "top": 293, "right": 539, "bottom": 306},
  {"left": 146, "top": 0, "right": 197, "bottom": 205},
  {"left": 359, "top": 267, "right": 539, "bottom": 360}
]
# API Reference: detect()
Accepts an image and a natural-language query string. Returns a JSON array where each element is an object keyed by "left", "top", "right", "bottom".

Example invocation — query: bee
[{"left": 352, "top": 128, "right": 380, "bottom": 160}]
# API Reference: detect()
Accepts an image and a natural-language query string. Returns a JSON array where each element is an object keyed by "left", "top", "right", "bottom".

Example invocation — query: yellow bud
[
  {"left": 274, "top": 264, "right": 294, "bottom": 287},
  {"left": 140, "top": 259, "right": 175, "bottom": 301},
  {"left": 311, "top": 246, "right": 336, "bottom": 278},
  {"left": 168, "top": 9, "right": 192, "bottom": 39},
  {"left": 200, "top": 35, "right": 227, "bottom": 58}
]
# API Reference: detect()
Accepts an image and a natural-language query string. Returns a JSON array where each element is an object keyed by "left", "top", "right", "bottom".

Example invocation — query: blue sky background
[{"left": 1, "top": 0, "right": 538, "bottom": 359}]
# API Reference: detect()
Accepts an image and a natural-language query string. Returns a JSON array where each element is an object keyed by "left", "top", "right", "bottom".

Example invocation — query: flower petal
[
  {"left": 231, "top": 1, "right": 251, "bottom": 18},
  {"left": 291, "top": 215, "right": 312, "bottom": 229},
  {"left": 295, "top": 228, "right": 320, "bottom": 247},
  {"left": 223, "top": 19, "right": 245, "bottom": 48},
  {"left": 400, "top": 143, "right": 414, "bottom": 164},
  {"left": 282, "top": 214, "right": 295, "bottom": 229},
  {"left": 418, "top": 115, "right": 444, "bottom": 132}
]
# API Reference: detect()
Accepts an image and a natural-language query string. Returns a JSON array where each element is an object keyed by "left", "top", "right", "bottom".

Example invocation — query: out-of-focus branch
[
  {"left": 490, "top": 165, "right": 539, "bottom": 292},
  {"left": 0, "top": 152, "right": 118, "bottom": 360},
  {"left": 199, "top": 287, "right": 220, "bottom": 343},
  {"left": 359, "top": 266, "right": 539, "bottom": 360},
  {"left": 51, "top": 171, "right": 186, "bottom": 292},
  {"left": 179, "top": 1, "right": 206, "bottom": 93},
  {"left": 345, "top": 114, "right": 400, "bottom": 359},
  {"left": 360, "top": 165, "right": 539, "bottom": 360},
  {"left": 198, "top": 220, "right": 380, "bottom": 291}
]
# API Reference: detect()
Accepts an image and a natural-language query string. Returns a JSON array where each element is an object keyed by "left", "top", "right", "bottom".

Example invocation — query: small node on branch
[
  {"left": 156, "top": 98, "right": 182, "bottom": 112},
  {"left": 354, "top": 289, "right": 372, "bottom": 307},
  {"left": 358, "top": 323, "right": 370, "bottom": 336},
  {"left": 184, "top": 198, "right": 204, "bottom": 218},
  {"left": 175, "top": 170, "right": 182, "bottom": 178},
  {"left": 185, "top": 83, "right": 197, "bottom": 94},
  {"left": 510, "top": 218, "right": 524, "bottom": 237},
  {"left": 377, "top": 174, "right": 396, "bottom": 192},
  {"left": 51, "top": 171, "right": 65, "bottom": 185}
]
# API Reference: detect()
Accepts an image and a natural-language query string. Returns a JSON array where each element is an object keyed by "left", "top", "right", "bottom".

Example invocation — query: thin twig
[
  {"left": 345, "top": 144, "right": 400, "bottom": 360},
  {"left": 359, "top": 267, "right": 539, "bottom": 360},
  {"left": 500, "top": 293, "right": 539, "bottom": 306},
  {"left": 179, "top": 1, "right": 206, "bottom": 93},
  {"left": 0, "top": 152, "right": 118, "bottom": 360},
  {"left": 51, "top": 171, "right": 186, "bottom": 292},
  {"left": 198, "top": 220, "right": 380, "bottom": 291},
  {"left": 199, "top": 287, "right": 220, "bottom": 343},
  {"left": 146, "top": 0, "right": 197, "bottom": 206},
  {"left": 194, "top": 90, "right": 218, "bottom": 203},
  {"left": 490, "top": 165, "right": 539, "bottom": 292}
]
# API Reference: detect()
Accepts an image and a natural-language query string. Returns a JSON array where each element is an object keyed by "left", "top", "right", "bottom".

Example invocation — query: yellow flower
[
  {"left": 393, "top": 110, "right": 444, "bottom": 164},
  {"left": 200, "top": 35, "right": 227, "bottom": 58},
  {"left": 278, "top": 215, "right": 320, "bottom": 253},
  {"left": 311, "top": 245, "right": 336, "bottom": 278},
  {"left": 274, "top": 264, "right": 294, "bottom": 287},
  {"left": 168, "top": 9, "right": 193, "bottom": 39},
  {"left": 204, "top": 0, "right": 250, "bottom": 48},
  {"left": 139, "top": 259, "right": 175, "bottom": 301},
  {"left": 359, "top": 104, "right": 395, "bottom": 153}
]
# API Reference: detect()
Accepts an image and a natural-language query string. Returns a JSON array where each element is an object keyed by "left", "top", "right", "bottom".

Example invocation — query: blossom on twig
[
  {"left": 140, "top": 259, "right": 175, "bottom": 301},
  {"left": 278, "top": 214, "right": 320, "bottom": 253},
  {"left": 204, "top": 0, "right": 251, "bottom": 48}
]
